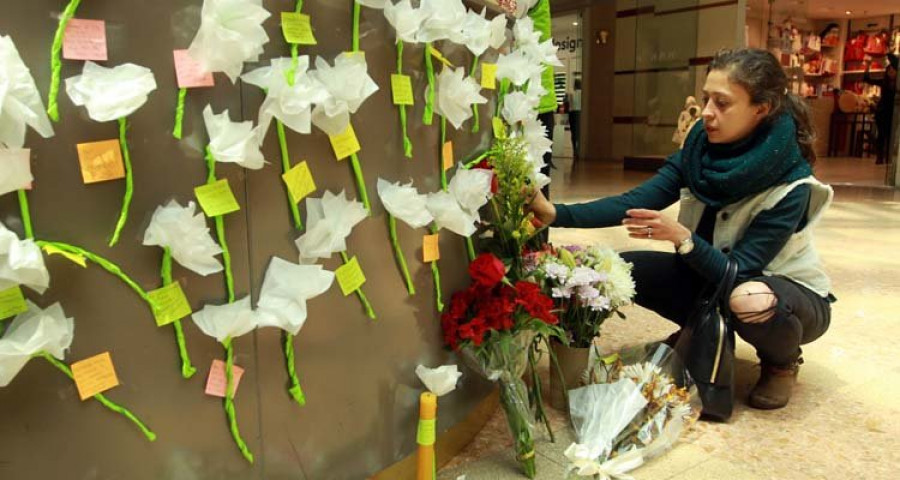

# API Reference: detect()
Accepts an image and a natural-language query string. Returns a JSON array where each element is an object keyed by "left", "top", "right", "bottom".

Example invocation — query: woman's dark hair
[{"left": 708, "top": 48, "right": 817, "bottom": 165}]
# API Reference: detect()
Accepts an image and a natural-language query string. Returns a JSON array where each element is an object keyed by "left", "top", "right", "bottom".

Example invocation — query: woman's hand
[
  {"left": 622, "top": 209, "right": 691, "bottom": 246},
  {"left": 525, "top": 188, "right": 557, "bottom": 226}
]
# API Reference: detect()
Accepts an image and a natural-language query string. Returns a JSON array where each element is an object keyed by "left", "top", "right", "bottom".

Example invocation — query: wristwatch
[{"left": 676, "top": 235, "right": 695, "bottom": 255}]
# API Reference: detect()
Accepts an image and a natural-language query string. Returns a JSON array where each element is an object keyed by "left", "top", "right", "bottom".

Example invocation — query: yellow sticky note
[
  {"left": 282, "top": 161, "right": 317, "bottom": 204},
  {"left": 423, "top": 234, "right": 440, "bottom": 263},
  {"left": 417, "top": 418, "right": 437, "bottom": 446},
  {"left": 481, "top": 63, "right": 497, "bottom": 90},
  {"left": 442, "top": 141, "right": 454, "bottom": 171},
  {"left": 195, "top": 179, "right": 240, "bottom": 217},
  {"left": 71, "top": 352, "right": 120, "bottom": 401},
  {"left": 148, "top": 282, "right": 193, "bottom": 327},
  {"left": 429, "top": 46, "right": 454, "bottom": 67},
  {"left": 76, "top": 139, "right": 124, "bottom": 184},
  {"left": 41, "top": 245, "right": 87, "bottom": 268},
  {"left": 329, "top": 123, "right": 361, "bottom": 161},
  {"left": 492, "top": 117, "right": 507, "bottom": 139},
  {"left": 391, "top": 74, "right": 415, "bottom": 106},
  {"left": 335, "top": 256, "right": 366, "bottom": 296},
  {"left": 0, "top": 286, "right": 28, "bottom": 320},
  {"left": 281, "top": 12, "right": 317, "bottom": 45}
]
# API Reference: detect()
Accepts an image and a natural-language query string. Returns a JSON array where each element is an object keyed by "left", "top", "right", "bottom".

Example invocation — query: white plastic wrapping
[
  {"left": 65, "top": 62, "right": 157, "bottom": 122},
  {"left": 187, "top": 0, "right": 271, "bottom": 82},
  {"left": 309, "top": 53, "right": 379, "bottom": 136},
  {"left": 0, "top": 220, "right": 49, "bottom": 294},
  {"left": 384, "top": 0, "right": 427, "bottom": 44},
  {"left": 142, "top": 200, "right": 224, "bottom": 276},
  {"left": 241, "top": 56, "right": 329, "bottom": 139},
  {"left": 203, "top": 105, "right": 265, "bottom": 170},
  {"left": 415, "top": 364, "right": 462, "bottom": 396},
  {"left": 376, "top": 178, "right": 433, "bottom": 229},
  {"left": 255, "top": 257, "right": 334, "bottom": 336},
  {"left": 416, "top": 0, "right": 467, "bottom": 44},
  {"left": 294, "top": 190, "right": 368, "bottom": 264},
  {"left": 191, "top": 296, "right": 258, "bottom": 344},
  {"left": 0, "top": 148, "right": 32, "bottom": 197},
  {"left": 0, "top": 301, "right": 74, "bottom": 387},
  {"left": 434, "top": 67, "right": 488, "bottom": 130},
  {"left": 0, "top": 35, "right": 54, "bottom": 148}
]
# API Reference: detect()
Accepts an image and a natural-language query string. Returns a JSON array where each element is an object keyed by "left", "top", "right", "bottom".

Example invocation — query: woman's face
[{"left": 701, "top": 69, "right": 771, "bottom": 143}]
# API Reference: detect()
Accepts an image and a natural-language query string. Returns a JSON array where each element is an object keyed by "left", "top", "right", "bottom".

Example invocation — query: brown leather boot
[{"left": 749, "top": 360, "right": 801, "bottom": 410}]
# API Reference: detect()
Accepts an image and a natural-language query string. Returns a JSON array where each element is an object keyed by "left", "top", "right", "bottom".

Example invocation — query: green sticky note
[
  {"left": 148, "top": 282, "right": 193, "bottom": 327},
  {"left": 329, "top": 123, "right": 361, "bottom": 161},
  {"left": 281, "top": 12, "right": 317, "bottom": 45},
  {"left": 0, "top": 286, "right": 28, "bottom": 320},
  {"left": 391, "top": 74, "right": 414, "bottom": 106},
  {"left": 282, "top": 160, "right": 317, "bottom": 204},
  {"left": 492, "top": 117, "right": 507, "bottom": 139},
  {"left": 481, "top": 63, "right": 497, "bottom": 90},
  {"left": 195, "top": 179, "right": 240, "bottom": 217},
  {"left": 335, "top": 256, "right": 366, "bottom": 296}
]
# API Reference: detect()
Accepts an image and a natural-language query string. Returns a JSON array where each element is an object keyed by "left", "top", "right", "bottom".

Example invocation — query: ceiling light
[
  {"left": 572, "top": 22, "right": 579, "bottom": 26},
  {"left": 845, "top": 10, "right": 852, "bottom": 15}
]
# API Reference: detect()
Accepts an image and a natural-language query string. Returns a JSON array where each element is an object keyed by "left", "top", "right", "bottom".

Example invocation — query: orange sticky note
[
  {"left": 62, "top": 19, "right": 108, "bottom": 61},
  {"left": 329, "top": 123, "right": 361, "bottom": 160},
  {"left": 442, "top": 141, "right": 454, "bottom": 171},
  {"left": 76, "top": 139, "right": 124, "bottom": 184},
  {"left": 423, "top": 234, "right": 440, "bottom": 263},
  {"left": 173, "top": 49, "right": 214, "bottom": 88},
  {"left": 71, "top": 352, "right": 119, "bottom": 401},
  {"left": 205, "top": 359, "right": 245, "bottom": 398}
]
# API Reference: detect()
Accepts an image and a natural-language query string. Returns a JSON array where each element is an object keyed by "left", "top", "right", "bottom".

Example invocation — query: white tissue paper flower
[
  {"left": 522, "top": 37, "right": 564, "bottom": 68},
  {"left": 241, "top": 56, "right": 329, "bottom": 139},
  {"left": 417, "top": 0, "right": 467, "bottom": 44},
  {"left": 415, "top": 364, "right": 462, "bottom": 396},
  {"left": 489, "top": 12, "right": 508, "bottom": 49},
  {"left": 448, "top": 165, "right": 493, "bottom": 213},
  {"left": 0, "top": 36, "right": 54, "bottom": 148},
  {"left": 309, "top": 53, "right": 379, "bottom": 136},
  {"left": 191, "top": 296, "right": 258, "bottom": 344},
  {"left": 255, "top": 257, "right": 334, "bottom": 335},
  {"left": 0, "top": 221, "right": 49, "bottom": 294},
  {"left": 356, "top": 0, "right": 390, "bottom": 8},
  {"left": 501, "top": 91, "right": 538, "bottom": 125},
  {"left": 512, "top": 16, "right": 542, "bottom": 47},
  {"left": 435, "top": 67, "right": 488, "bottom": 130},
  {"left": 495, "top": 49, "right": 544, "bottom": 87},
  {"left": 460, "top": 9, "right": 496, "bottom": 57},
  {"left": 65, "top": 62, "right": 157, "bottom": 122},
  {"left": 377, "top": 178, "right": 433, "bottom": 229},
  {"left": 203, "top": 105, "right": 265, "bottom": 170},
  {"left": 384, "top": 0, "right": 427, "bottom": 44},
  {"left": 0, "top": 301, "right": 74, "bottom": 387},
  {"left": 142, "top": 200, "right": 224, "bottom": 276},
  {"left": 513, "top": 0, "right": 540, "bottom": 19},
  {"left": 426, "top": 190, "right": 478, "bottom": 237},
  {"left": 187, "top": 0, "right": 271, "bottom": 82},
  {"left": 295, "top": 190, "right": 368, "bottom": 263},
  {"left": 0, "top": 148, "right": 32, "bottom": 197}
]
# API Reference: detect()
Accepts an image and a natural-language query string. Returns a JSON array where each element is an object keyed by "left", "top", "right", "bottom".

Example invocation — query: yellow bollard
[{"left": 416, "top": 392, "right": 438, "bottom": 480}]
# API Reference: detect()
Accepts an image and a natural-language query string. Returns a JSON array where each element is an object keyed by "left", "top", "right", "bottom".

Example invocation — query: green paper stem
[
  {"left": 471, "top": 55, "right": 481, "bottom": 134},
  {"left": 172, "top": 87, "right": 187, "bottom": 139},
  {"left": 423, "top": 42, "right": 435, "bottom": 126},
  {"left": 283, "top": 332, "right": 306, "bottom": 406},
  {"left": 47, "top": 0, "right": 82, "bottom": 122},
  {"left": 496, "top": 79, "right": 511, "bottom": 118},
  {"left": 464, "top": 150, "right": 489, "bottom": 170},
  {"left": 352, "top": 1, "right": 361, "bottom": 53},
  {"left": 109, "top": 117, "right": 134, "bottom": 247},
  {"left": 17, "top": 190, "right": 34, "bottom": 240},
  {"left": 39, "top": 352, "right": 156, "bottom": 441},
  {"left": 429, "top": 225, "right": 444, "bottom": 312},
  {"left": 465, "top": 236, "right": 476, "bottom": 262},
  {"left": 340, "top": 251, "right": 376, "bottom": 320},
  {"left": 397, "top": 40, "right": 413, "bottom": 158},
  {"left": 387, "top": 214, "right": 415, "bottom": 296},
  {"left": 205, "top": 147, "right": 236, "bottom": 303},
  {"left": 440, "top": 115, "right": 448, "bottom": 191},
  {"left": 162, "top": 248, "right": 196, "bottom": 379},
  {"left": 348, "top": 153, "right": 371, "bottom": 214},
  {"left": 223, "top": 339, "right": 254, "bottom": 463},
  {"left": 276, "top": 120, "right": 304, "bottom": 230},
  {"left": 285, "top": 0, "right": 304, "bottom": 85}
]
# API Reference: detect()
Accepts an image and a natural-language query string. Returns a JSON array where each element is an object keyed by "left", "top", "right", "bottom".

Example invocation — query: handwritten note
[
  {"left": 423, "top": 234, "right": 441, "bottom": 263},
  {"left": 41, "top": 245, "right": 87, "bottom": 268},
  {"left": 282, "top": 161, "right": 317, "bottom": 204},
  {"left": 329, "top": 123, "right": 361, "bottom": 161},
  {"left": 481, "top": 63, "right": 497, "bottom": 90},
  {"left": 76, "top": 140, "right": 124, "bottom": 184},
  {"left": 148, "top": 282, "right": 193, "bottom": 327},
  {"left": 71, "top": 352, "right": 119, "bottom": 401},
  {"left": 205, "top": 359, "right": 245, "bottom": 398},
  {"left": 442, "top": 141, "right": 454, "bottom": 171},
  {"left": 336, "top": 256, "right": 366, "bottom": 296},
  {"left": 0, "top": 286, "right": 28, "bottom": 320},
  {"left": 173, "top": 50, "right": 214, "bottom": 88},
  {"left": 391, "top": 74, "right": 415, "bottom": 106},
  {"left": 195, "top": 179, "right": 241, "bottom": 217},
  {"left": 63, "top": 18, "right": 108, "bottom": 61},
  {"left": 281, "top": 12, "right": 317, "bottom": 45}
]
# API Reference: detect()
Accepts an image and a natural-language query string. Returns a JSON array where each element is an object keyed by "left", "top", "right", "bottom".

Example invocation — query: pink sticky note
[
  {"left": 204, "top": 359, "right": 245, "bottom": 398},
  {"left": 173, "top": 50, "right": 214, "bottom": 88},
  {"left": 62, "top": 19, "right": 108, "bottom": 61}
]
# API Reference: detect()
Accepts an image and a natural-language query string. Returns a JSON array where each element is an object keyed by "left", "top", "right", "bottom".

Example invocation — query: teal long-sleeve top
[{"left": 552, "top": 153, "right": 810, "bottom": 284}]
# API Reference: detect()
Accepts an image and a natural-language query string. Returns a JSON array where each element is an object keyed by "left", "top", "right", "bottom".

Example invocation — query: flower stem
[
  {"left": 440, "top": 115, "right": 448, "bottom": 191},
  {"left": 348, "top": 153, "right": 371, "bottom": 214},
  {"left": 429, "top": 225, "right": 444, "bottom": 312},
  {"left": 397, "top": 40, "right": 413, "bottom": 158},
  {"left": 162, "top": 247, "right": 196, "bottom": 379},
  {"left": 351, "top": 0, "right": 360, "bottom": 53},
  {"left": 172, "top": 87, "right": 187, "bottom": 139},
  {"left": 276, "top": 120, "right": 304, "bottom": 230},
  {"left": 423, "top": 42, "right": 435, "bottom": 125},
  {"left": 387, "top": 214, "right": 415, "bottom": 295},
  {"left": 47, "top": 0, "right": 82, "bottom": 122},
  {"left": 17, "top": 190, "right": 34, "bottom": 239},
  {"left": 283, "top": 332, "right": 306, "bottom": 406},
  {"left": 470, "top": 55, "right": 481, "bottom": 133},
  {"left": 340, "top": 251, "right": 376, "bottom": 320},
  {"left": 205, "top": 146, "right": 236, "bottom": 303},
  {"left": 223, "top": 339, "right": 254, "bottom": 463},
  {"left": 109, "top": 117, "right": 133, "bottom": 247}
]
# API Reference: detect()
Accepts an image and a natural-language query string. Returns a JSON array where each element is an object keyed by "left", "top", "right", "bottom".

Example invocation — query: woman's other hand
[
  {"left": 623, "top": 209, "right": 691, "bottom": 246},
  {"left": 526, "top": 188, "right": 557, "bottom": 226}
]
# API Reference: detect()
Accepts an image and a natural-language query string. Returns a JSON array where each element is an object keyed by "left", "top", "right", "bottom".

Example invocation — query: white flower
[
  {"left": 513, "top": 17, "right": 542, "bottom": 48},
  {"left": 191, "top": 296, "right": 258, "bottom": 344},
  {"left": 0, "top": 221, "right": 49, "bottom": 294},
  {"left": 426, "top": 190, "right": 478, "bottom": 237},
  {"left": 495, "top": 49, "right": 543, "bottom": 87},
  {"left": 587, "top": 295, "right": 611, "bottom": 312},
  {"left": 0, "top": 35, "right": 53, "bottom": 148},
  {"left": 65, "top": 62, "right": 157, "bottom": 122},
  {"left": 435, "top": 67, "right": 488, "bottom": 130},
  {"left": 544, "top": 262, "right": 570, "bottom": 281},
  {"left": 203, "top": 105, "right": 265, "bottom": 170},
  {"left": 522, "top": 37, "right": 564, "bottom": 67},
  {"left": 241, "top": 56, "right": 329, "bottom": 138},
  {"left": 309, "top": 53, "right": 379, "bottom": 136},
  {"left": 187, "top": 0, "right": 271, "bottom": 82},
  {"left": 143, "top": 200, "right": 224, "bottom": 276},
  {"left": 295, "top": 190, "right": 368, "bottom": 263},
  {"left": 417, "top": 0, "right": 467, "bottom": 44},
  {"left": 552, "top": 286, "right": 573, "bottom": 299},
  {"left": 577, "top": 285, "right": 601, "bottom": 300},
  {"left": 377, "top": 178, "right": 433, "bottom": 229},
  {"left": 448, "top": 165, "right": 493, "bottom": 214},
  {"left": 568, "top": 266, "right": 603, "bottom": 287},
  {"left": 460, "top": 9, "right": 496, "bottom": 57},
  {"left": 512, "top": 0, "right": 540, "bottom": 19},
  {"left": 0, "top": 302, "right": 74, "bottom": 387},
  {"left": 501, "top": 91, "right": 538, "bottom": 125},
  {"left": 415, "top": 364, "right": 462, "bottom": 396},
  {"left": 255, "top": 257, "right": 334, "bottom": 335},
  {"left": 356, "top": 0, "right": 390, "bottom": 8},
  {"left": 563, "top": 443, "right": 604, "bottom": 477},
  {"left": 384, "top": 0, "right": 427, "bottom": 44},
  {"left": 0, "top": 148, "right": 33, "bottom": 197},
  {"left": 489, "top": 13, "right": 508, "bottom": 50}
]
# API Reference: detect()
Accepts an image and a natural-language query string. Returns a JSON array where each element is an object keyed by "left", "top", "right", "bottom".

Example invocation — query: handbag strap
[{"left": 714, "top": 259, "right": 740, "bottom": 317}]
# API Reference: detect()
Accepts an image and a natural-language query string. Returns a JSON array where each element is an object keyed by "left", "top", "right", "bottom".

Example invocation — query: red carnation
[
  {"left": 474, "top": 159, "right": 498, "bottom": 194},
  {"left": 469, "top": 253, "right": 506, "bottom": 288}
]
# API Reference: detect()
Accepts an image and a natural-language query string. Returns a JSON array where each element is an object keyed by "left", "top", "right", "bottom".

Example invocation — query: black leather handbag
[{"left": 675, "top": 260, "right": 739, "bottom": 421}]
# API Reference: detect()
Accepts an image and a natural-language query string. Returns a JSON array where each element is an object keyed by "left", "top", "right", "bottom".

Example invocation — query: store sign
[{"left": 553, "top": 36, "right": 583, "bottom": 53}]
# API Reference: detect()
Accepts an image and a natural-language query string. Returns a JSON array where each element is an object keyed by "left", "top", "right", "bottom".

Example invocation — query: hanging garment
[{"left": 864, "top": 32, "right": 888, "bottom": 56}]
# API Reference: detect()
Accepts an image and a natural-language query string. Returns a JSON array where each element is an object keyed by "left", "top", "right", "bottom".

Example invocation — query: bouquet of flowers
[
  {"left": 442, "top": 252, "right": 563, "bottom": 478},
  {"left": 525, "top": 245, "right": 636, "bottom": 348}
]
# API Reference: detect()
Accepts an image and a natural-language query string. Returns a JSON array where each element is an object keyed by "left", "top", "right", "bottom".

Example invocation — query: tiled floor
[{"left": 438, "top": 156, "right": 900, "bottom": 479}]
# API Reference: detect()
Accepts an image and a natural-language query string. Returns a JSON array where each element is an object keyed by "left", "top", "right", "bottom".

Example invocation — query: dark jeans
[
  {"left": 621, "top": 251, "right": 831, "bottom": 366},
  {"left": 568, "top": 111, "right": 581, "bottom": 157}
]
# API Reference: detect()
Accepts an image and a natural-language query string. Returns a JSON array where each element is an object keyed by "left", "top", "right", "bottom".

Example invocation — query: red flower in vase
[
  {"left": 515, "top": 281, "right": 559, "bottom": 325},
  {"left": 458, "top": 316, "right": 489, "bottom": 346},
  {"left": 469, "top": 253, "right": 506, "bottom": 288}
]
